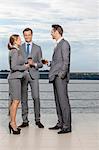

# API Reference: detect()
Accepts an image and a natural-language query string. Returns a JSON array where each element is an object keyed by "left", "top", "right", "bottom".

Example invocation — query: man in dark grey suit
[
  {"left": 49, "top": 24, "right": 71, "bottom": 134},
  {"left": 19, "top": 28, "right": 44, "bottom": 128}
]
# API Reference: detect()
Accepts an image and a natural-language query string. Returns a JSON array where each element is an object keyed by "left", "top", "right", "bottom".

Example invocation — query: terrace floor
[{"left": 0, "top": 110, "right": 99, "bottom": 150}]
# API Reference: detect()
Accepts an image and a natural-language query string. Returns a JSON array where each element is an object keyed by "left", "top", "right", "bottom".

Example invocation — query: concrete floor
[{"left": 0, "top": 111, "right": 99, "bottom": 150}]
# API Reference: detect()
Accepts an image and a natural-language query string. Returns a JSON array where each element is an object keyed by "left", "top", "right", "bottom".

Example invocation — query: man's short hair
[
  {"left": 52, "top": 24, "right": 63, "bottom": 36},
  {"left": 23, "top": 28, "right": 33, "bottom": 34}
]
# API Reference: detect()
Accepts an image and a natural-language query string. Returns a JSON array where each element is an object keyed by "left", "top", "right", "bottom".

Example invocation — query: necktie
[{"left": 26, "top": 43, "right": 30, "bottom": 57}]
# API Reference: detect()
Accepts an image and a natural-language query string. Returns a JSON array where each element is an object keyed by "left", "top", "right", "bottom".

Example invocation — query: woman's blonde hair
[{"left": 8, "top": 34, "right": 19, "bottom": 50}]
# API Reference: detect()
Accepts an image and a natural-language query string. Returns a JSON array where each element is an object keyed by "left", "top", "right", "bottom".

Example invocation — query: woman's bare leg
[{"left": 10, "top": 100, "right": 20, "bottom": 130}]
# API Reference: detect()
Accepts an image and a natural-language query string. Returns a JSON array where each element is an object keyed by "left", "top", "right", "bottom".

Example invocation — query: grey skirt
[{"left": 8, "top": 79, "right": 22, "bottom": 101}]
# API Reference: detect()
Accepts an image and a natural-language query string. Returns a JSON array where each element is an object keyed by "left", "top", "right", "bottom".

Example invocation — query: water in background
[{"left": 0, "top": 79, "right": 99, "bottom": 114}]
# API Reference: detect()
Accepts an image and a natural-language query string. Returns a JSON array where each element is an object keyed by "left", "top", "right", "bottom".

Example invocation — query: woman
[{"left": 8, "top": 34, "right": 30, "bottom": 134}]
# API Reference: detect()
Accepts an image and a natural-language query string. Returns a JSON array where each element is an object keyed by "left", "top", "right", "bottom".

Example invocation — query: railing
[
  {"left": 0, "top": 79, "right": 99, "bottom": 113},
  {"left": 0, "top": 71, "right": 99, "bottom": 79}
]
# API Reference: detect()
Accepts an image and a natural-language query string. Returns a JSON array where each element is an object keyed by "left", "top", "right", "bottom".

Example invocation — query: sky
[{"left": 0, "top": 0, "right": 98, "bottom": 72}]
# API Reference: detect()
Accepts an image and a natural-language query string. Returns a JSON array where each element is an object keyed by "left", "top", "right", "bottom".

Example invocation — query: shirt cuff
[
  {"left": 47, "top": 61, "right": 51, "bottom": 67},
  {"left": 34, "top": 63, "right": 37, "bottom": 67}
]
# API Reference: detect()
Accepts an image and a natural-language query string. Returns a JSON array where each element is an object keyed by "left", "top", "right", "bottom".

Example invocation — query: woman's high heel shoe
[
  {"left": 17, "top": 127, "right": 21, "bottom": 131},
  {"left": 9, "top": 122, "right": 21, "bottom": 132},
  {"left": 9, "top": 123, "right": 20, "bottom": 134}
]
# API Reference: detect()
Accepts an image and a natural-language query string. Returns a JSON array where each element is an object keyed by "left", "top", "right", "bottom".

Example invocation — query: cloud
[
  {"left": 0, "top": 0, "right": 98, "bottom": 41},
  {"left": 0, "top": 0, "right": 98, "bottom": 71}
]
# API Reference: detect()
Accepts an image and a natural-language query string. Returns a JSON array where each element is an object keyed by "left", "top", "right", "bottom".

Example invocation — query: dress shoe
[
  {"left": 58, "top": 128, "right": 71, "bottom": 134},
  {"left": 17, "top": 127, "right": 21, "bottom": 131},
  {"left": 49, "top": 125, "right": 62, "bottom": 130},
  {"left": 18, "top": 122, "right": 29, "bottom": 128},
  {"left": 36, "top": 121, "right": 44, "bottom": 128},
  {"left": 9, "top": 123, "right": 20, "bottom": 135}
]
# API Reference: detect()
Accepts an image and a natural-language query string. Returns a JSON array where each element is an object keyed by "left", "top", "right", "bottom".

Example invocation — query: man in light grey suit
[
  {"left": 19, "top": 28, "right": 44, "bottom": 128},
  {"left": 49, "top": 25, "right": 71, "bottom": 134}
]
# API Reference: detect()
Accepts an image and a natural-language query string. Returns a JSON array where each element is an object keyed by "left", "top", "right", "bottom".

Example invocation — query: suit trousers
[
  {"left": 21, "top": 73, "right": 40, "bottom": 123},
  {"left": 53, "top": 76, "right": 71, "bottom": 129}
]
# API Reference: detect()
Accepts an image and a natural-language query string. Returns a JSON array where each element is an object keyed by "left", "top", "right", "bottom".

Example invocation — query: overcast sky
[{"left": 0, "top": 0, "right": 98, "bottom": 71}]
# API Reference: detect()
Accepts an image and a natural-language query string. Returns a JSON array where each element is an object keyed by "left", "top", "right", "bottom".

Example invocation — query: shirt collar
[
  {"left": 25, "top": 42, "right": 32, "bottom": 46},
  {"left": 56, "top": 37, "right": 64, "bottom": 44}
]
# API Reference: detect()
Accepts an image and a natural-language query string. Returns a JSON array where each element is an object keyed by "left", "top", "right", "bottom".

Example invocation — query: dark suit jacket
[{"left": 49, "top": 39, "right": 71, "bottom": 83}]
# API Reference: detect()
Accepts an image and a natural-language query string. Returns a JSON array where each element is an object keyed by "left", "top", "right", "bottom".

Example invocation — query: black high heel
[
  {"left": 9, "top": 122, "right": 21, "bottom": 131},
  {"left": 17, "top": 127, "right": 21, "bottom": 131},
  {"left": 9, "top": 123, "right": 20, "bottom": 134}
]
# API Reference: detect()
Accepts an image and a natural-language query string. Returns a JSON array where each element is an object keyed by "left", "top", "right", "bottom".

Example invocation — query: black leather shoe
[
  {"left": 18, "top": 122, "right": 29, "bottom": 128},
  {"left": 36, "top": 122, "right": 44, "bottom": 128},
  {"left": 49, "top": 125, "right": 62, "bottom": 130},
  {"left": 58, "top": 128, "right": 71, "bottom": 134}
]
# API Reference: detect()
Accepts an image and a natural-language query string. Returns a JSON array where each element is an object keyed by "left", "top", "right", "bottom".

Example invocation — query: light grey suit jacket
[
  {"left": 20, "top": 43, "right": 43, "bottom": 79},
  {"left": 49, "top": 39, "right": 71, "bottom": 83},
  {"left": 8, "top": 48, "right": 27, "bottom": 79}
]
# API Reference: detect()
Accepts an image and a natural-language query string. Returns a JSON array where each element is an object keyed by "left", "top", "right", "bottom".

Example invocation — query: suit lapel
[
  {"left": 52, "top": 46, "right": 57, "bottom": 59},
  {"left": 57, "top": 39, "right": 64, "bottom": 48},
  {"left": 31, "top": 43, "right": 34, "bottom": 55},
  {"left": 22, "top": 43, "right": 27, "bottom": 60},
  {"left": 52, "top": 39, "right": 64, "bottom": 59}
]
